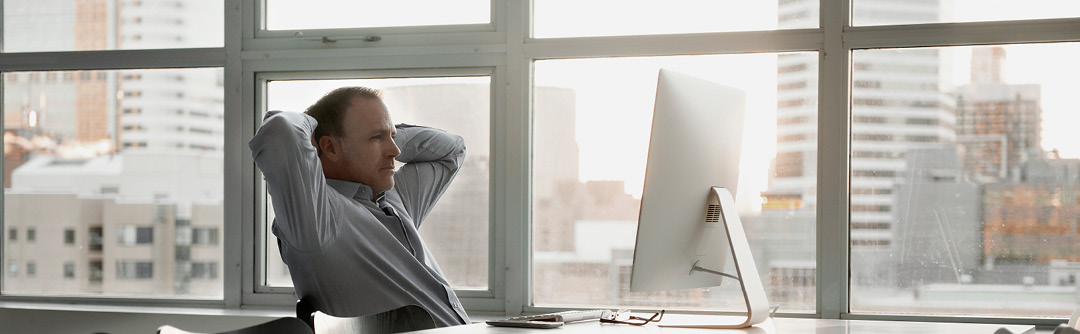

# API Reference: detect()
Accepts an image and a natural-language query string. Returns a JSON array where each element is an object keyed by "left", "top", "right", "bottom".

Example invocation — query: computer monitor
[{"left": 628, "top": 69, "right": 769, "bottom": 329}]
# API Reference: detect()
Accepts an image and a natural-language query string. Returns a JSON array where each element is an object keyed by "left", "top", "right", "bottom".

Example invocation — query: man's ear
[{"left": 317, "top": 135, "right": 342, "bottom": 161}]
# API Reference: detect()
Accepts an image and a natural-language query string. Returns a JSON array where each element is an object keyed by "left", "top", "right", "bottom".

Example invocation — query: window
[
  {"left": 850, "top": 43, "right": 1080, "bottom": 318},
  {"left": 2, "top": 0, "right": 223, "bottom": 52},
  {"left": 6, "top": 260, "right": 17, "bottom": 277},
  {"left": 533, "top": 0, "right": 818, "bottom": 38},
  {"left": 7, "top": 228, "right": 15, "bottom": 241},
  {"left": 191, "top": 262, "right": 218, "bottom": 280},
  {"left": 191, "top": 228, "right": 218, "bottom": 246},
  {"left": 0, "top": 0, "right": 225, "bottom": 302},
  {"left": 261, "top": 75, "right": 492, "bottom": 290},
  {"left": 0, "top": 0, "right": 1073, "bottom": 327},
  {"left": 532, "top": 54, "right": 818, "bottom": 312},
  {"left": 4, "top": 68, "right": 224, "bottom": 299},
  {"left": 118, "top": 226, "right": 154, "bottom": 245},
  {"left": 116, "top": 261, "right": 153, "bottom": 279},
  {"left": 26, "top": 262, "right": 36, "bottom": 277},
  {"left": 853, "top": 0, "right": 1080, "bottom": 26},
  {"left": 90, "top": 261, "right": 103, "bottom": 282},
  {"left": 264, "top": 0, "right": 489, "bottom": 30},
  {"left": 89, "top": 227, "right": 103, "bottom": 252}
]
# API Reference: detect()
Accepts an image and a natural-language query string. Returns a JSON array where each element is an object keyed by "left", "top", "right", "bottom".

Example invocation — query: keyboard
[{"left": 504, "top": 309, "right": 608, "bottom": 323}]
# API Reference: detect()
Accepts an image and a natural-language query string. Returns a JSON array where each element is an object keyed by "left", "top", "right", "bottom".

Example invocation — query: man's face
[{"left": 336, "top": 97, "right": 400, "bottom": 195}]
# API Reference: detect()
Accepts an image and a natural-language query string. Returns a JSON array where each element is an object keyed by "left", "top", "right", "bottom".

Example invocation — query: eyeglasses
[{"left": 599, "top": 309, "right": 665, "bottom": 326}]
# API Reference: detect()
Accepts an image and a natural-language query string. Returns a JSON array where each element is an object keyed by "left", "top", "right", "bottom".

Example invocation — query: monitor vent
[{"left": 706, "top": 205, "right": 721, "bottom": 223}]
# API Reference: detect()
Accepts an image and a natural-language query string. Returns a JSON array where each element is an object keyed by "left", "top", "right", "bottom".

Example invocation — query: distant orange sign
[{"left": 762, "top": 198, "right": 802, "bottom": 210}]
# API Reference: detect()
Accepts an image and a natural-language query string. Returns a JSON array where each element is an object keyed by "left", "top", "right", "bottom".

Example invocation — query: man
[{"left": 249, "top": 87, "right": 470, "bottom": 327}]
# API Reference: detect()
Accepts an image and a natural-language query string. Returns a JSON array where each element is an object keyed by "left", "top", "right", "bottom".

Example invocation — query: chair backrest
[
  {"left": 297, "top": 297, "right": 317, "bottom": 330},
  {"left": 157, "top": 317, "right": 314, "bottom": 334},
  {"left": 296, "top": 297, "right": 437, "bottom": 334}
]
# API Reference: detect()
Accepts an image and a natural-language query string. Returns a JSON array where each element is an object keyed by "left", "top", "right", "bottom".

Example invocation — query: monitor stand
[{"left": 660, "top": 186, "right": 771, "bottom": 329}]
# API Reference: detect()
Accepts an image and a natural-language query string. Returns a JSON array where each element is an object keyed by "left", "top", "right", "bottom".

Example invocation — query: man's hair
[{"left": 305, "top": 86, "right": 383, "bottom": 151}]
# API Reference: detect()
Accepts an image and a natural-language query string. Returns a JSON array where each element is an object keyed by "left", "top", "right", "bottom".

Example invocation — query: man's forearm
[
  {"left": 394, "top": 124, "right": 466, "bottom": 166},
  {"left": 249, "top": 111, "right": 331, "bottom": 252}
]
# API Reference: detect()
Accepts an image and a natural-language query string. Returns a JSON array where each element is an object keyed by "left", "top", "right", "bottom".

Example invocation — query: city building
[
  {"left": 893, "top": 147, "right": 981, "bottom": 287},
  {"left": 769, "top": 0, "right": 951, "bottom": 298},
  {"left": 956, "top": 47, "right": 1042, "bottom": 182},
  {"left": 3, "top": 151, "right": 223, "bottom": 297}
]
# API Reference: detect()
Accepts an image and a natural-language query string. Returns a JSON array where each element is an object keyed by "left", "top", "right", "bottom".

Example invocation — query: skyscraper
[
  {"left": 771, "top": 0, "right": 950, "bottom": 290},
  {"left": 956, "top": 47, "right": 1042, "bottom": 181}
]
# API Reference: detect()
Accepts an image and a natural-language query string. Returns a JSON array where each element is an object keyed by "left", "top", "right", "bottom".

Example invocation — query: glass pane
[
  {"left": 534, "top": 0, "right": 818, "bottom": 38},
  {"left": 2, "top": 68, "right": 225, "bottom": 298},
  {"left": 3, "top": 0, "right": 223, "bottom": 52},
  {"left": 263, "top": 76, "right": 490, "bottom": 290},
  {"left": 265, "top": 0, "right": 490, "bottom": 31},
  {"left": 533, "top": 53, "right": 818, "bottom": 312},
  {"left": 850, "top": 43, "right": 1080, "bottom": 317},
  {"left": 853, "top": 0, "right": 1080, "bottom": 26}
]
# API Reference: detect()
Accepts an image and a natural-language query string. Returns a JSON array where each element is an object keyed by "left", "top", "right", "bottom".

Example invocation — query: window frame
[
  {"left": 0, "top": 2, "right": 228, "bottom": 307},
  {"left": 245, "top": 68, "right": 501, "bottom": 309},
  {"left": 0, "top": 0, "right": 1072, "bottom": 327}
]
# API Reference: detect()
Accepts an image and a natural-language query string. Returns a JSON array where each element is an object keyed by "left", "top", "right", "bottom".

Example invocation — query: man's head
[{"left": 305, "top": 87, "right": 400, "bottom": 195}]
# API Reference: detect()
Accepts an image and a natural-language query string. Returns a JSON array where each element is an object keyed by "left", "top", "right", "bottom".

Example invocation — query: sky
[{"left": 264, "top": 1, "right": 1080, "bottom": 213}]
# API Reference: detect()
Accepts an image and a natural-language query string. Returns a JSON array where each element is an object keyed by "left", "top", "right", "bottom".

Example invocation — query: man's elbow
[{"left": 453, "top": 134, "right": 466, "bottom": 156}]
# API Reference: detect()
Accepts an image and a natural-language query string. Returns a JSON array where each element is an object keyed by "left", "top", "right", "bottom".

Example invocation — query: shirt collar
[{"left": 325, "top": 178, "right": 377, "bottom": 202}]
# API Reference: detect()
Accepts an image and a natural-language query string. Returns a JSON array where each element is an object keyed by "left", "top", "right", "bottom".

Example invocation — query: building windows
[
  {"left": 118, "top": 226, "right": 153, "bottom": 245},
  {"left": 26, "top": 261, "right": 36, "bottom": 277},
  {"left": 116, "top": 261, "right": 153, "bottom": 279},
  {"left": 7, "top": 260, "right": 17, "bottom": 277},
  {"left": 191, "top": 228, "right": 217, "bottom": 246},
  {"left": 89, "top": 227, "right": 104, "bottom": 251},
  {"left": 64, "top": 229, "right": 75, "bottom": 245},
  {"left": 63, "top": 263, "right": 75, "bottom": 279},
  {"left": 7, "top": 228, "right": 15, "bottom": 241},
  {"left": 26, "top": 228, "right": 35, "bottom": 242},
  {"left": 90, "top": 261, "right": 103, "bottom": 282},
  {"left": 777, "top": 116, "right": 809, "bottom": 125},
  {"left": 191, "top": 262, "right": 218, "bottom": 279}
]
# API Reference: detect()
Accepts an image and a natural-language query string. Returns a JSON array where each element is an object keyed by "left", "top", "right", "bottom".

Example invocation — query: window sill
[
  {"left": 0, "top": 300, "right": 292, "bottom": 317},
  {"left": 0, "top": 301, "right": 293, "bottom": 333}
]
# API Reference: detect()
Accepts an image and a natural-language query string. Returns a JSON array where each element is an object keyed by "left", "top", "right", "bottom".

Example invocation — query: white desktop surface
[{"left": 419, "top": 314, "right": 1035, "bottom": 334}]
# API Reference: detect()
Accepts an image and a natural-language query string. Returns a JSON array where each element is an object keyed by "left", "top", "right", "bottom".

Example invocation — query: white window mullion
[
  {"left": 224, "top": 0, "right": 245, "bottom": 310},
  {"left": 0, "top": 48, "right": 224, "bottom": 72},
  {"left": 845, "top": 17, "right": 1080, "bottom": 50},
  {"left": 503, "top": 0, "right": 530, "bottom": 315},
  {"left": 817, "top": 0, "right": 852, "bottom": 320}
]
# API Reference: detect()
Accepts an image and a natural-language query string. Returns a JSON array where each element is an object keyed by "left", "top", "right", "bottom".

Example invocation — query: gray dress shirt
[{"left": 249, "top": 110, "right": 470, "bottom": 327}]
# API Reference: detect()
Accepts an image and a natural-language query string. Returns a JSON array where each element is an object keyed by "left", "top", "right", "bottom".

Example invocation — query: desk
[{"left": 417, "top": 314, "right": 1036, "bottom": 334}]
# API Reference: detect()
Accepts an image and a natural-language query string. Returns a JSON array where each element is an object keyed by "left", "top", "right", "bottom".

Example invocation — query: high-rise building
[
  {"left": 770, "top": 0, "right": 950, "bottom": 289},
  {"left": 956, "top": 47, "right": 1042, "bottom": 181}
]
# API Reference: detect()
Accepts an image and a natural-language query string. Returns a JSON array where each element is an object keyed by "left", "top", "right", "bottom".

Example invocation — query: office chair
[
  {"left": 156, "top": 317, "right": 314, "bottom": 334},
  {"left": 296, "top": 297, "right": 437, "bottom": 334}
]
